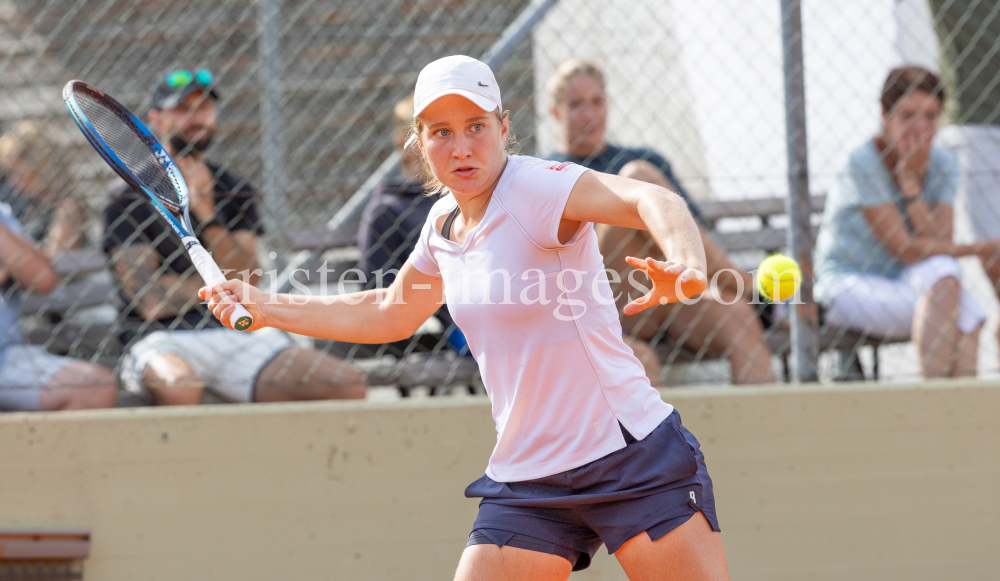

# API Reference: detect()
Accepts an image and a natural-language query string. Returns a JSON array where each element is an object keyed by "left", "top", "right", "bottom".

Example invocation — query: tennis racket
[{"left": 63, "top": 80, "right": 254, "bottom": 332}]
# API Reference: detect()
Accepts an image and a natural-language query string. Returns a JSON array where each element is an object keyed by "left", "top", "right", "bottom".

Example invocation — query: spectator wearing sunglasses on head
[{"left": 102, "top": 68, "right": 367, "bottom": 406}]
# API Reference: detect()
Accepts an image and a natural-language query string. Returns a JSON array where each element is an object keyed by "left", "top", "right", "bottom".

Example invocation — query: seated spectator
[
  {"left": 814, "top": 66, "right": 999, "bottom": 379},
  {"left": 358, "top": 94, "right": 437, "bottom": 289},
  {"left": 0, "top": 121, "right": 88, "bottom": 256},
  {"left": 357, "top": 93, "right": 465, "bottom": 354},
  {"left": 545, "top": 59, "right": 774, "bottom": 385},
  {"left": 102, "top": 68, "right": 366, "bottom": 405},
  {"left": 0, "top": 201, "right": 117, "bottom": 411}
]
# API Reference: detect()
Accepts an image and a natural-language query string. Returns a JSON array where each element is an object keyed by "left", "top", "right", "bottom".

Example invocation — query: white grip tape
[{"left": 185, "top": 239, "right": 254, "bottom": 332}]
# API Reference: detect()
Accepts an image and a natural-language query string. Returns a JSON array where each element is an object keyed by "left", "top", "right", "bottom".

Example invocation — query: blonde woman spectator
[
  {"left": 0, "top": 121, "right": 87, "bottom": 256},
  {"left": 546, "top": 59, "right": 775, "bottom": 385}
]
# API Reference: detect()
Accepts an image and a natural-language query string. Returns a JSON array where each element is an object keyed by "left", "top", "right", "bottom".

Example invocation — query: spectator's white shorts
[
  {"left": 825, "top": 255, "right": 987, "bottom": 339},
  {"left": 0, "top": 344, "right": 75, "bottom": 411},
  {"left": 120, "top": 327, "right": 292, "bottom": 403}
]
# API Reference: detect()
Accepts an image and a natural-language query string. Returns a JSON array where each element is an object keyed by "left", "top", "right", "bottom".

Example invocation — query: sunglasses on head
[{"left": 165, "top": 69, "right": 213, "bottom": 89}]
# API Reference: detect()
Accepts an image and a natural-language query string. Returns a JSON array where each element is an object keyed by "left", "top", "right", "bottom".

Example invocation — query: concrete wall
[{"left": 1, "top": 381, "right": 998, "bottom": 580}]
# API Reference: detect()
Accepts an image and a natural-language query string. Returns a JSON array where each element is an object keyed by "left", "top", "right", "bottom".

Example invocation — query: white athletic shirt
[{"left": 409, "top": 155, "right": 673, "bottom": 482}]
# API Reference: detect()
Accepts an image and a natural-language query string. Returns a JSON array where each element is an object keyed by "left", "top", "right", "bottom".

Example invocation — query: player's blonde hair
[
  {"left": 546, "top": 59, "right": 605, "bottom": 105},
  {"left": 0, "top": 120, "right": 75, "bottom": 199},
  {"left": 407, "top": 106, "right": 516, "bottom": 196}
]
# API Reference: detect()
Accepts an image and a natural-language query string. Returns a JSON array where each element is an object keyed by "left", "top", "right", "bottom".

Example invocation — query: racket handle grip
[{"left": 186, "top": 240, "right": 255, "bottom": 332}]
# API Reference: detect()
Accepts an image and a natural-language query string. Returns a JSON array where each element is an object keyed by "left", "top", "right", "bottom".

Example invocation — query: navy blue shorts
[{"left": 465, "top": 410, "right": 720, "bottom": 571}]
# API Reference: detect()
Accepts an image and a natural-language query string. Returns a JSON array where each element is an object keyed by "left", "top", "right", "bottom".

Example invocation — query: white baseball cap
[{"left": 413, "top": 55, "right": 502, "bottom": 117}]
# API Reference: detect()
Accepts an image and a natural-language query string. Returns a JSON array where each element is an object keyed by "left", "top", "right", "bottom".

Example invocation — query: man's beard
[{"left": 169, "top": 131, "right": 213, "bottom": 157}]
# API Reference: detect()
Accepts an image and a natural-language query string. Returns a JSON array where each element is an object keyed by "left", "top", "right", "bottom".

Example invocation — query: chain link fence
[{"left": 0, "top": 0, "right": 997, "bottom": 409}]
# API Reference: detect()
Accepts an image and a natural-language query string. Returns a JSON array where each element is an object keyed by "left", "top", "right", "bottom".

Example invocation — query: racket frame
[{"left": 63, "top": 80, "right": 253, "bottom": 331}]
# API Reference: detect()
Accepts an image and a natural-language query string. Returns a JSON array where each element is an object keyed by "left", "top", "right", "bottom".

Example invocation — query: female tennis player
[{"left": 201, "top": 55, "right": 729, "bottom": 580}]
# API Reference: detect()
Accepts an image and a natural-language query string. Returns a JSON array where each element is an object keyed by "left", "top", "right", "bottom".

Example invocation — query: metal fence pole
[
  {"left": 257, "top": 0, "right": 291, "bottom": 271},
  {"left": 780, "top": 0, "right": 819, "bottom": 382},
  {"left": 275, "top": 0, "right": 560, "bottom": 293}
]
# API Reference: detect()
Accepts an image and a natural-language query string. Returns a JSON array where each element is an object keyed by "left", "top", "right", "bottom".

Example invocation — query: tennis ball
[{"left": 758, "top": 254, "right": 801, "bottom": 302}]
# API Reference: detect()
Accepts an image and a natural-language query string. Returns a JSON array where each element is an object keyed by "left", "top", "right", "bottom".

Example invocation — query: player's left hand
[{"left": 623, "top": 256, "right": 707, "bottom": 315}]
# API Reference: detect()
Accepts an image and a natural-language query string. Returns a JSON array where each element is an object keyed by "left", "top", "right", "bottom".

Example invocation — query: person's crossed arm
[
  {"left": 110, "top": 243, "right": 205, "bottom": 321},
  {"left": 0, "top": 218, "right": 57, "bottom": 293},
  {"left": 863, "top": 140, "right": 1000, "bottom": 266}
]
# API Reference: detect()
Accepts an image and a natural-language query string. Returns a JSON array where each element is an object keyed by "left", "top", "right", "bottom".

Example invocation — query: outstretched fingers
[{"left": 623, "top": 256, "right": 707, "bottom": 315}]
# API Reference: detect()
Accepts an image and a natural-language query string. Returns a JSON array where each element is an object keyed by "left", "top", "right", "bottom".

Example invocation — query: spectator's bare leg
[
  {"left": 978, "top": 251, "right": 1000, "bottom": 363},
  {"left": 142, "top": 353, "right": 205, "bottom": 405},
  {"left": 254, "top": 347, "right": 367, "bottom": 402},
  {"left": 626, "top": 292, "right": 774, "bottom": 385},
  {"left": 602, "top": 219, "right": 774, "bottom": 384},
  {"left": 604, "top": 161, "right": 773, "bottom": 385},
  {"left": 912, "top": 276, "right": 961, "bottom": 379},
  {"left": 618, "top": 159, "right": 670, "bottom": 190},
  {"left": 623, "top": 335, "right": 664, "bottom": 386},
  {"left": 39, "top": 361, "right": 118, "bottom": 410},
  {"left": 951, "top": 325, "right": 981, "bottom": 378},
  {"left": 716, "top": 287, "right": 775, "bottom": 384}
]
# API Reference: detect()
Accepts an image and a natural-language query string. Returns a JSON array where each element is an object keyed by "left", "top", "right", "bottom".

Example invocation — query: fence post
[
  {"left": 257, "top": 0, "right": 290, "bottom": 271},
  {"left": 779, "top": 0, "right": 819, "bottom": 382}
]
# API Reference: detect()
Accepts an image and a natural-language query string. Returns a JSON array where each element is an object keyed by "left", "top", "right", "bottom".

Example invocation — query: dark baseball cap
[{"left": 152, "top": 68, "right": 220, "bottom": 110}]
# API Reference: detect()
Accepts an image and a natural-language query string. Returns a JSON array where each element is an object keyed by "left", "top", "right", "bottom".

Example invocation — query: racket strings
[{"left": 72, "top": 86, "right": 185, "bottom": 210}]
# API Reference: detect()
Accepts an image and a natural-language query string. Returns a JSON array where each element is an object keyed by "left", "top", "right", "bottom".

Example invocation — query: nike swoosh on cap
[{"left": 478, "top": 81, "right": 488, "bottom": 87}]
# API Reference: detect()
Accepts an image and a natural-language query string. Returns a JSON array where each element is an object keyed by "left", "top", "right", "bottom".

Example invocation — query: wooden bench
[
  {"left": 693, "top": 193, "right": 890, "bottom": 380},
  {"left": 275, "top": 192, "right": 895, "bottom": 383},
  {"left": 19, "top": 194, "right": 896, "bottom": 391},
  {"left": 0, "top": 529, "right": 89, "bottom": 580},
  {"left": 17, "top": 248, "right": 481, "bottom": 390}
]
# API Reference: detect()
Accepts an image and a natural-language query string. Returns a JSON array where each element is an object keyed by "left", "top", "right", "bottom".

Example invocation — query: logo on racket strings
[{"left": 154, "top": 147, "right": 173, "bottom": 170}]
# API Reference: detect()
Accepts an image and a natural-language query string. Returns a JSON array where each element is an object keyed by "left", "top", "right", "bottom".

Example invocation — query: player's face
[
  {"left": 149, "top": 91, "right": 218, "bottom": 156},
  {"left": 882, "top": 89, "right": 940, "bottom": 150},
  {"left": 418, "top": 94, "right": 508, "bottom": 197},
  {"left": 552, "top": 74, "right": 607, "bottom": 157}
]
